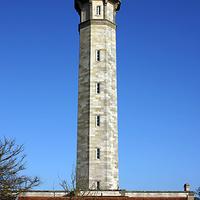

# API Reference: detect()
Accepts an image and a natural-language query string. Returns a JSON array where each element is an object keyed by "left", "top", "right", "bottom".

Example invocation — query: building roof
[
  {"left": 18, "top": 189, "right": 194, "bottom": 200},
  {"left": 18, "top": 197, "right": 188, "bottom": 200}
]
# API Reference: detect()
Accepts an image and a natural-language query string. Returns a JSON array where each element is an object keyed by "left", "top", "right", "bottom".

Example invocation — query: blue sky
[{"left": 0, "top": 0, "right": 200, "bottom": 191}]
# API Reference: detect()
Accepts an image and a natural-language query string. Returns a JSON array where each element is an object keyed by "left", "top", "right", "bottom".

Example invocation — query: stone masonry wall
[
  {"left": 77, "top": 25, "right": 90, "bottom": 190},
  {"left": 76, "top": 0, "right": 119, "bottom": 191},
  {"left": 89, "top": 23, "right": 118, "bottom": 190}
]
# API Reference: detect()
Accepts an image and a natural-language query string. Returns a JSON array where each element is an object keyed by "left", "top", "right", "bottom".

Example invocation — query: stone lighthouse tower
[{"left": 75, "top": 0, "right": 121, "bottom": 191}]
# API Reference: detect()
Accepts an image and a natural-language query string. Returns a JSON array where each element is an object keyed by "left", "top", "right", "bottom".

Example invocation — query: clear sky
[{"left": 0, "top": 0, "right": 200, "bottom": 191}]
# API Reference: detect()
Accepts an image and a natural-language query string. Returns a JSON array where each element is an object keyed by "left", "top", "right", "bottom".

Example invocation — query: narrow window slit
[
  {"left": 97, "top": 181, "right": 100, "bottom": 190},
  {"left": 96, "top": 50, "right": 101, "bottom": 61},
  {"left": 96, "top": 148, "right": 100, "bottom": 159},
  {"left": 96, "top": 82, "right": 101, "bottom": 94},
  {"left": 96, "top": 6, "right": 101, "bottom": 16},
  {"left": 96, "top": 115, "right": 100, "bottom": 127}
]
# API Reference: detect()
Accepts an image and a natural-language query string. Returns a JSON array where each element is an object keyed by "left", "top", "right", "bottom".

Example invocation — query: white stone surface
[{"left": 76, "top": 0, "right": 120, "bottom": 191}]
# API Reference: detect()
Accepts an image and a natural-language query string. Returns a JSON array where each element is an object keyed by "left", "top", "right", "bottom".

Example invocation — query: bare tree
[
  {"left": 0, "top": 137, "right": 40, "bottom": 200},
  {"left": 196, "top": 187, "right": 200, "bottom": 200},
  {"left": 60, "top": 168, "right": 97, "bottom": 199}
]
